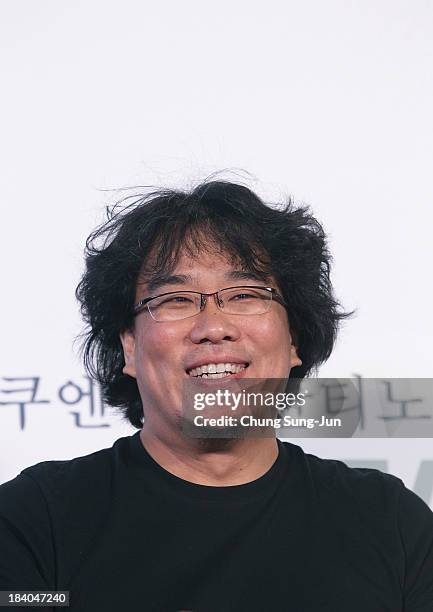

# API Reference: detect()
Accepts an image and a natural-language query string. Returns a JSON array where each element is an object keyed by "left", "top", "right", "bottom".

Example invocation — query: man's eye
[
  {"left": 161, "top": 296, "right": 193, "bottom": 305},
  {"left": 230, "top": 293, "right": 259, "bottom": 301}
]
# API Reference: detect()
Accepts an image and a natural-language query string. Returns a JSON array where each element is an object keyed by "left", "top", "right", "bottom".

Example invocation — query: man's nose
[{"left": 188, "top": 295, "right": 241, "bottom": 344}]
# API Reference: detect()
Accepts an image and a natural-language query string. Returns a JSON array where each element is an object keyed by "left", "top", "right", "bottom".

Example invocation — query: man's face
[{"left": 120, "top": 248, "right": 302, "bottom": 442}]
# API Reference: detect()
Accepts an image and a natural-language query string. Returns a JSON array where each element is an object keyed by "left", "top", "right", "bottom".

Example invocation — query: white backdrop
[{"left": 0, "top": 1, "right": 432, "bottom": 506}]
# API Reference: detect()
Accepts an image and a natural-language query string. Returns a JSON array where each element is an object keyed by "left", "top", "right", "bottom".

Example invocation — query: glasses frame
[{"left": 133, "top": 285, "right": 287, "bottom": 321}]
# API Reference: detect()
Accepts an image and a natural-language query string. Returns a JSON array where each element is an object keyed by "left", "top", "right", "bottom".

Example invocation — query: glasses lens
[
  {"left": 148, "top": 292, "right": 201, "bottom": 321},
  {"left": 220, "top": 287, "right": 272, "bottom": 315}
]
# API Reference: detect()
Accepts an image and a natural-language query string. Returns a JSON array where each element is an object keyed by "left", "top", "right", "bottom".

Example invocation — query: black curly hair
[{"left": 76, "top": 179, "right": 352, "bottom": 428}]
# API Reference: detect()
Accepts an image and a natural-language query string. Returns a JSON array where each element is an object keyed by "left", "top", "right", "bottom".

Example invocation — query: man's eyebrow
[
  {"left": 225, "top": 270, "right": 270, "bottom": 283},
  {"left": 145, "top": 270, "right": 270, "bottom": 295}
]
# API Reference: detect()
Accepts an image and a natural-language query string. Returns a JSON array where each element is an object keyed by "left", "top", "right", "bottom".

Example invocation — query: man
[{"left": 1, "top": 180, "right": 432, "bottom": 611}]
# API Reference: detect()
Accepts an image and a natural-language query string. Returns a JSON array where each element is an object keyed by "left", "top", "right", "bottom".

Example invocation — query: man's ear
[
  {"left": 290, "top": 342, "right": 302, "bottom": 368},
  {"left": 120, "top": 330, "right": 137, "bottom": 378},
  {"left": 289, "top": 329, "right": 302, "bottom": 368}
]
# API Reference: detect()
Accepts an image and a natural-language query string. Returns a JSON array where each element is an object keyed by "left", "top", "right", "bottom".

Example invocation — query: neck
[{"left": 139, "top": 427, "right": 279, "bottom": 486}]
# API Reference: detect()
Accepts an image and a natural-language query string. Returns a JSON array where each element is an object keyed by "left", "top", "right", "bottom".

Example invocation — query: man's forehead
[
  {"left": 137, "top": 243, "right": 274, "bottom": 294},
  {"left": 143, "top": 269, "right": 273, "bottom": 295}
]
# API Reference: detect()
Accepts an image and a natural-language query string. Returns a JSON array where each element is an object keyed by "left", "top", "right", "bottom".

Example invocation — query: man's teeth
[{"left": 188, "top": 363, "right": 247, "bottom": 378}]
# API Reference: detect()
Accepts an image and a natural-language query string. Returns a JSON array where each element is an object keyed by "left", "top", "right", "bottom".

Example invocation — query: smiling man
[
  {"left": 121, "top": 248, "right": 302, "bottom": 484},
  {"left": 1, "top": 180, "right": 433, "bottom": 611}
]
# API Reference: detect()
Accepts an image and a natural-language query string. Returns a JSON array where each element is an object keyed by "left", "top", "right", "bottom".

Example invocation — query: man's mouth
[{"left": 187, "top": 363, "right": 249, "bottom": 379}]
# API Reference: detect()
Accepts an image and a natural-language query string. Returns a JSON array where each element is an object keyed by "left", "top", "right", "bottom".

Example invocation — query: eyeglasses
[{"left": 133, "top": 286, "right": 287, "bottom": 322}]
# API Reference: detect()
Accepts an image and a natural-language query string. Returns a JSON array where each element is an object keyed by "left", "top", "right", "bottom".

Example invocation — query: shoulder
[
  {"left": 282, "top": 441, "right": 412, "bottom": 518},
  {"left": 283, "top": 443, "right": 433, "bottom": 605},
  {"left": 0, "top": 434, "right": 132, "bottom": 510},
  {"left": 283, "top": 441, "right": 433, "bottom": 554}
]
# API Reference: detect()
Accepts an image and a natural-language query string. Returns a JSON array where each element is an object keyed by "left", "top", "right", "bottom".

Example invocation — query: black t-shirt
[{"left": 1, "top": 433, "right": 433, "bottom": 611}]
